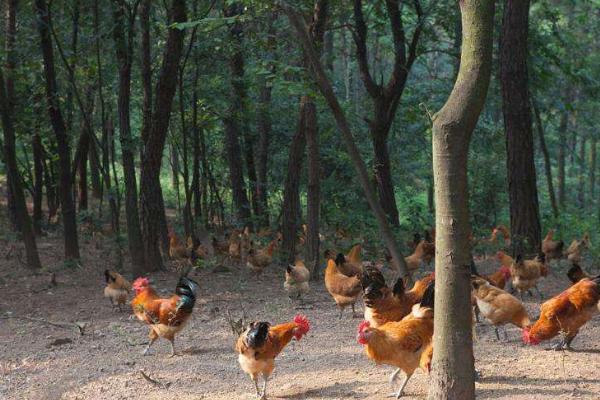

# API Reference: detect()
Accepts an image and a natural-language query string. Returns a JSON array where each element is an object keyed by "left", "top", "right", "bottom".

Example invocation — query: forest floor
[{"left": 1, "top": 230, "right": 599, "bottom": 400}]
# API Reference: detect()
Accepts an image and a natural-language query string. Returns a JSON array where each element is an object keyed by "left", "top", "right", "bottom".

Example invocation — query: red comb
[
  {"left": 293, "top": 314, "right": 310, "bottom": 339},
  {"left": 357, "top": 320, "right": 370, "bottom": 333},
  {"left": 132, "top": 277, "right": 149, "bottom": 288}
]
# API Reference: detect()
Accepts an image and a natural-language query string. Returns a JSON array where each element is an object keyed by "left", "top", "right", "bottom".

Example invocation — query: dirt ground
[{"left": 1, "top": 232, "right": 599, "bottom": 400}]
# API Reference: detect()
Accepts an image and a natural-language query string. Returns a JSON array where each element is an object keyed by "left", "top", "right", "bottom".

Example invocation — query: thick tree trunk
[
  {"left": 532, "top": 101, "right": 559, "bottom": 218},
  {"left": 139, "top": 0, "right": 186, "bottom": 271},
  {"left": 282, "top": 101, "right": 308, "bottom": 265},
  {"left": 34, "top": 0, "right": 80, "bottom": 260},
  {"left": 111, "top": 0, "right": 146, "bottom": 276},
  {"left": 500, "top": 0, "right": 540, "bottom": 256},
  {"left": 223, "top": 3, "right": 252, "bottom": 227},
  {"left": 371, "top": 124, "right": 399, "bottom": 226},
  {"left": 139, "top": 0, "right": 152, "bottom": 156},
  {"left": 284, "top": 6, "right": 408, "bottom": 276},
  {"left": 557, "top": 110, "right": 567, "bottom": 208},
  {"left": 304, "top": 97, "right": 320, "bottom": 277},
  {"left": 429, "top": 1, "right": 494, "bottom": 399},
  {"left": 4, "top": 0, "right": 18, "bottom": 231},
  {"left": 0, "top": 70, "right": 42, "bottom": 269}
]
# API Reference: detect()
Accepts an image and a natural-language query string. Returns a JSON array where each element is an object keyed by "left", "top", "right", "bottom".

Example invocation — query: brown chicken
[
  {"left": 131, "top": 276, "right": 199, "bottom": 356},
  {"left": 104, "top": 270, "right": 131, "bottom": 311},
  {"left": 325, "top": 254, "right": 362, "bottom": 318},
  {"left": 497, "top": 251, "right": 547, "bottom": 299},
  {"left": 564, "top": 233, "right": 590, "bottom": 264},
  {"left": 236, "top": 315, "right": 310, "bottom": 399},
  {"left": 361, "top": 267, "right": 434, "bottom": 328},
  {"left": 567, "top": 264, "right": 592, "bottom": 284},
  {"left": 471, "top": 277, "right": 530, "bottom": 340},
  {"left": 168, "top": 230, "right": 190, "bottom": 260},
  {"left": 523, "top": 275, "right": 600, "bottom": 350},
  {"left": 247, "top": 237, "right": 279, "bottom": 275},
  {"left": 471, "top": 261, "right": 511, "bottom": 290},
  {"left": 542, "top": 229, "right": 564, "bottom": 261},
  {"left": 404, "top": 240, "right": 435, "bottom": 279},
  {"left": 357, "top": 283, "right": 435, "bottom": 398},
  {"left": 284, "top": 260, "right": 310, "bottom": 300}
]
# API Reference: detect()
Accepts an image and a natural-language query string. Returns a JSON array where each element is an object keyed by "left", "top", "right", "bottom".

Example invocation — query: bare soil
[{"left": 1, "top": 232, "right": 599, "bottom": 400}]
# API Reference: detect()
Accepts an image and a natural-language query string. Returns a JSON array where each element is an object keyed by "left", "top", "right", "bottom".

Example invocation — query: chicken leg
[
  {"left": 169, "top": 338, "right": 177, "bottom": 357},
  {"left": 143, "top": 335, "right": 158, "bottom": 356},
  {"left": 260, "top": 376, "right": 269, "bottom": 400},
  {"left": 389, "top": 371, "right": 412, "bottom": 398}
]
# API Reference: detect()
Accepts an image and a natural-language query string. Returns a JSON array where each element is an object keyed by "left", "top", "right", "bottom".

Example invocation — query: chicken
[
  {"left": 236, "top": 314, "right": 310, "bottom": 399},
  {"left": 346, "top": 243, "right": 362, "bottom": 264},
  {"left": 131, "top": 276, "right": 199, "bottom": 356},
  {"left": 567, "top": 264, "right": 592, "bottom": 284},
  {"left": 103, "top": 270, "right": 131, "bottom": 311},
  {"left": 542, "top": 229, "right": 564, "bottom": 261},
  {"left": 564, "top": 234, "right": 590, "bottom": 264},
  {"left": 324, "top": 254, "right": 362, "bottom": 318},
  {"left": 284, "top": 260, "right": 310, "bottom": 300},
  {"left": 168, "top": 230, "right": 190, "bottom": 260},
  {"left": 522, "top": 275, "right": 600, "bottom": 350},
  {"left": 357, "top": 282, "right": 435, "bottom": 398},
  {"left": 495, "top": 225, "right": 511, "bottom": 247},
  {"left": 471, "top": 277, "right": 530, "bottom": 340},
  {"left": 247, "top": 237, "right": 279, "bottom": 275},
  {"left": 471, "top": 261, "right": 511, "bottom": 290},
  {"left": 497, "top": 251, "right": 547, "bottom": 299},
  {"left": 361, "top": 267, "right": 434, "bottom": 328},
  {"left": 404, "top": 240, "right": 435, "bottom": 280}
]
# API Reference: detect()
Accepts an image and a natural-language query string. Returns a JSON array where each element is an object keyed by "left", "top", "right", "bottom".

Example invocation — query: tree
[
  {"left": 500, "top": 0, "right": 541, "bottom": 256},
  {"left": 34, "top": 0, "right": 80, "bottom": 260},
  {"left": 111, "top": 0, "right": 146, "bottom": 275},
  {"left": 139, "top": 0, "right": 187, "bottom": 271},
  {"left": 429, "top": 1, "right": 495, "bottom": 399},
  {"left": 352, "top": 0, "right": 424, "bottom": 226},
  {"left": 532, "top": 101, "right": 559, "bottom": 218}
]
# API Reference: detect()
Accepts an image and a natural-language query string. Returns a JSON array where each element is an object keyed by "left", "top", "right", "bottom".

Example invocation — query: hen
[
  {"left": 131, "top": 276, "right": 199, "bottom": 356},
  {"left": 567, "top": 264, "right": 592, "bottom": 284},
  {"left": 542, "top": 229, "right": 564, "bottom": 261},
  {"left": 523, "top": 275, "right": 599, "bottom": 350},
  {"left": 404, "top": 240, "right": 435, "bottom": 281},
  {"left": 324, "top": 254, "right": 362, "bottom": 318},
  {"left": 497, "top": 251, "right": 547, "bottom": 299},
  {"left": 247, "top": 237, "right": 280, "bottom": 275},
  {"left": 284, "top": 260, "right": 310, "bottom": 300},
  {"left": 357, "top": 283, "right": 435, "bottom": 398},
  {"left": 236, "top": 314, "right": 310, "bottom": 399},
  {"left": 104, "top": 270, "right": 131, "bottom": 311}
]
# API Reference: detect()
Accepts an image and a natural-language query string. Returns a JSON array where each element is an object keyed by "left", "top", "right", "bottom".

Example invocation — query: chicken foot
[{"left": 388, "top": 370, "right": 413, "bottom": 398}]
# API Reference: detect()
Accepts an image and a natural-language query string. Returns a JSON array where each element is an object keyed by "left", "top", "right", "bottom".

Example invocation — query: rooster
[
  {"left": 523, "top": 275, "right": 600, "bottom": 350},
  {"left": 471, "top": 261, "right": 511, "bottom": 290},
  {"left": 542, "top": 229, "right": 564, "bottom": 261},
  {"left": 357, "top": 283, "right": 435, "bottom": 398},
  {"left": 567, "top": 264, "right": 592, "bottom": 284},
  {"left": 236, "top": 314, "right": 310, "bottom": 399},
  {"left": 104, "top": 270, "right": 131, "bottom": 311},
  {"left": 471, "top": 277, "right": 530, "bottom": 340},
  {"left": 362, "top": 267, "right": 434, "bottom": 328},
  {"left": 497, "top": 251, "right": 547, "bottom": 299},
  {"left": 284, "top": 260, "right": 310, "bottom": 300},
  {"left": 131, "top": 276, "right": 199, "bottom": 356},
  {"left": 325, "top": 254, "right": 362, "bottom": 318}
]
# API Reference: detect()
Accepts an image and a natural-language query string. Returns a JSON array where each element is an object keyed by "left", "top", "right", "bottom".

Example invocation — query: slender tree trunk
[
  {"left": 256, "top": 77, "right": 272, "bottom": 227},
  {"left": 532, "top": 101, "right": 559, "bottom": 218},
  {"left": 578, "top": 136, "right": 586, "bottom": 207},
  {"left": 557, "top": 110, "right": 567, "bottom": 207},
  {"left": 32, "top": 131, "right": 44, "bottom": 234},
  {"left": 43, "top": 152, "right": 58, "bottom": 222},
  {"left": 139, "top": 0, "right": 186, "bottom": 271},
  {"left": 223, "top": 2, "right": 252, "bottom": 227},
  {"left": 77, "top": 124, "right": 89, "bottom": 211},
  {"left": 284, "top": 5, "right": 408, "bottom": 276},
  {"left": 500, "top": 0, "right": 540, "bottom": 256},
  {"left": 4, "top": 0, "right": 18, "bottom": 231},
  {"left": 429, "top": 2, "right": 495, "bottom": 399},
  {"left": 34, "top": 0, "right": 80, "bottom": 260},
  {"left": 282, "top": 101, "right": 307, "bottom": 265},
  {"left": 139, "top": 0, "right": 152, "bottom": 157},
  {"left": 111, "top": 0, "right": 146, "bottom": 275},
  {"left": 590, "top": 139, "right": 596, "bottom": 202},
  {"left": 304, "top": 96, "right": 320, "bottom": 278},
  {"left": 191, "top": 63, "right": 202, "bottom": 222}
]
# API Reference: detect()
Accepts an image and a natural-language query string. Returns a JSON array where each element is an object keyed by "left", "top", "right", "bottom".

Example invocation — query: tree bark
[
  {"left": 223, "top": 2, "right": 252, "bottom": 227},
  {"left": 532, "top": 101, "right": 559, "bottom": 218},
  {"left": 578, "top": 136, "right": 586, "bottom": 207},
  {"left": 34, "top": 0, "right": 80, "bottom": 260},
  {"left": 139, "top": 0, "right": 152, "bottom": 155},
  {"left": 283, "top": 5, "right": 408, "bottom": 276},
  {"left": 32, "top": 130, "right": 44, "bottom": 235},
  {"left": 500, "top": 0, "right": 540, "bottom": 256},
  {"left": 139, "top": 0, "right": 186, "bottom": 271},
  {"left": 429, "top": 2, "right": 494, "bottom": 399},
  {"left": 111, "top": 0, "right": 146, "bottom": 275},
  {"left": 304, "top": 96, "right": 320, "bottom": 277},
  {"left": 4, "top": 0, "right": 18, "bottom": 231},
  {"left": 557, "top": 109, "right": 567, "bottom": 208},
  {"left": 256, "top": 76, "right": 272, "bottom": 227}
]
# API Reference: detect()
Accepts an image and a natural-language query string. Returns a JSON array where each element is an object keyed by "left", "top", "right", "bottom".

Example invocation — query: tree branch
[{"left": 352, "top": 0, "right": 380, "bottom": 97}]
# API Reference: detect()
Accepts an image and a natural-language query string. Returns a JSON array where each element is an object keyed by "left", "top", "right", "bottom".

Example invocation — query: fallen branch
[{"left": 140, "top": 370, "right": 171, "bottom": 389}]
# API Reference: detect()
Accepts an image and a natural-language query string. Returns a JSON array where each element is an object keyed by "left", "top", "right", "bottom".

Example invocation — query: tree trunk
[
  {"left": 532, "top": 101, "right": 559, "bottom": 218},
  {"left": 111, "top": 0, "right": 146, "bottom": 275},
  {"left": 191, "top": 63, "right": 202, "bottom": 222},
  {"left": 256, "top": 77, "right": 272, "bottom": 227},
  {"left": 4, "top": 0, "right": 18, "bottom": 231},
  {"left": 139, "top": 0, "right": 152, "bottom": 157},
  {"left": 223, "top": 2, "right": 252, "bottom": 227},
  {"left": 371, "top": 124, "right": 399, "bottom": 226},
  {"left": 282, "top": 101, "right": 307, "bottom": 265},
  {"left": 557, "top": 110, "right": 567, "bottom": 208},
  {"left": 34, "top": 0, "right": 80, "bottom": 260},
  {"left": 77, "top": 125, "right": 89, "bottom": 211},
  {"left": 590, "top": 139, "right": 596, "bottom": 202},
  {"left": 429, "top": 2, "right": 494, "bottom": 399},
  {"left": 578, "top": 136, "right": 586, "bottom": 208},
  {"left": 500, "top": 0, "right": 540, "bottom": 256},
  {"left": 139, "top": 0, "right": 186, "bottom": 271},
  {"left": 284, "top": 5, "right": 408, "bottom": 276},
  {"left": 32, "top": 131, "right": 44, "bottom": 234},
  {"left": 304, "top": 96, "right": 320, "bottom": 277}
]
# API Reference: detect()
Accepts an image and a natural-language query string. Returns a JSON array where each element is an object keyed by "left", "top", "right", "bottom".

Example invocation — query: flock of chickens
[{"left": 101, "top": 226, "right": 600, "bottom": 399}]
